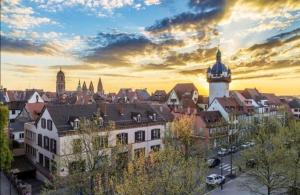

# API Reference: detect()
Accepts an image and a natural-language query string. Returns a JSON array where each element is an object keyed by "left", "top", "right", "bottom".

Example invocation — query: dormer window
[
  {"left": 99, "top": 117, "right": 104, "bottom": 127},
  {"left": 153, "top": 113, "right": 157, "bottom": 121},
  {"left": 137, "top": 114, "right": 141, "bottom": 123},
  {"left": 74, "top": 119, "right": 80, "bottom": 129}
]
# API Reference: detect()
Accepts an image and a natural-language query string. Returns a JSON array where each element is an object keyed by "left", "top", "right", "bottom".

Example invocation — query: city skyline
[{"left": 1, "top": 0, "right": 300, "bottom": 95}]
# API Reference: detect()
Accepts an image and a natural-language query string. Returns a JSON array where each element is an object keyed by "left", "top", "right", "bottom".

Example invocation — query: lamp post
[{"left": 220, "top": 153, "right": 223, "bottom": 190}]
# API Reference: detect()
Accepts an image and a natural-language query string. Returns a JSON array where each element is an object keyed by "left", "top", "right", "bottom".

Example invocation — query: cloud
[
  {"left": 100, "top": 73, "right": 142, "bottom": 78},
  {"left": 5, "top": 63, "right": 38, "bottom": 74},
  {"left": 179, "top": 67, "right": 207, "bottom": 75},
  {"left": 0, "top": 35, "right": 59, "bottom": 55},
  {"left": 232, "top": 74, "right": 276, "bottom": 81},
  {"left": 49, "top": 64, "right": 99, "bottom": 71},
  {"left": 81, "top": 32, "right": 185, "bottom": 68},
  {"left": 1, "top": 0, "right": 54, "bottom": 30}
]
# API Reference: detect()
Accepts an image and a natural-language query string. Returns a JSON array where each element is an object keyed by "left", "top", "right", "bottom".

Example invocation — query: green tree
[
  {"left": 239, "top": 119, "right": 288, "bottom": 195},
  {"left": 0, "top": 105, "right": 12, "bottom": 171},
  {"left": 280, "top": 120, "right": 300, "bottom": 193}
]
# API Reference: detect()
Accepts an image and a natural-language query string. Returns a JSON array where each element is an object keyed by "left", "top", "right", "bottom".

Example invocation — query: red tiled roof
[{"left": 25, "top": 103, "right": 45, "bottom": 120}]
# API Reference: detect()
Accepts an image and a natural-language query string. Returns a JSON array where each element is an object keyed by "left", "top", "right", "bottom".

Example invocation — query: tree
[
  {"left": 171, "top": 115, "right": 194, "bottom": 159},
  {"left": 113, "top": 144, "right": 207, "bottom": 195},
  {"left": 239, "top": 119, "right": 288, "bottom": 195},
  {"left": 43, "top": 115, "right": 114, "bottom": 195},
  {"left": 279, "top": 120, "right": 300, "bottom": 193},
  {"left": 0, "top": 105, "right": 12, "bottom": 171}
]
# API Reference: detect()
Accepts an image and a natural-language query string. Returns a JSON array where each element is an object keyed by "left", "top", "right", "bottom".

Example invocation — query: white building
[
  {"left": 207, "top": 49, "right": 231, "bottom": 105},
  {"left": 288, "top": 99, "right": 300, "bottom": 119},
  {"left": 24, "top": 103, "right": 168, "bottom": 182}
]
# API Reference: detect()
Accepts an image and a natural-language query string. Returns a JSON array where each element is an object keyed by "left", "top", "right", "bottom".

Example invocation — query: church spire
[
  {"left": 77, "top": 79, "right": 82, "bottom": 92},
  {"left": 216, "top": 48, "right": 221, "bottom": 62},
  {"left": 97, "top": 77, "right": 104, "bottom": 95},
  {"left": 82, "top": 81, "right": 87, "bottom": 92},
  {"left": 89, "top": 81, "right": 94, "bottom": 94}
]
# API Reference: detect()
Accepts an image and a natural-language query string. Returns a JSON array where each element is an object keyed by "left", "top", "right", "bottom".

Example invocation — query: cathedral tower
[
  {"left": 56, "top": 68, "right": 65, "bottom": 95},
  {"left": 207, "top": 49, "right": 231, "bottom": 105}
]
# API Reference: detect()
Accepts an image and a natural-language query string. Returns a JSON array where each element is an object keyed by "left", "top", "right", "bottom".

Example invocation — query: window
[
  {"left": 92, "top": 136, "right": 108, "bottom": 150},
  {"left": 45, "top": 156, "right": 50, "bottom": 171},
  {"left": 151, "top": 145, "right": 160, "bottom": 152},
  {"left": 151, "top": 129, "right": 160, "bottom": 140},
  {"left": 38, "top": 134, "right": 42, "bottom": 147},
  {"left": 41, "top": 118, "right": 46, "bottom": 128},
  {"left": 135, "top": 131, "right": 145, "bottom": 143},
  {"left": 72, "top": 139, "right": 82, "bottom": 153},
  {"left": 19, "top": 133, "right": 24, "bottom": 139},
  {"left": 50, "top": 139, "right": 57, "bottom": 154},
  {"left": 44, "top": 136, "right": 49, "bottom": 150},
  {"left": 39, "top": 153, "right": 44, "bottom": 166},
  {"left": 134, "top": 148, "right": 145, "bottom": 159},
  {"left": 12, "top": 110, "right": 16, "bottom": 115},
  {"left": 116, "top": 133, "right": 128, "bottom": 145},
  {"left": 47, "top": 120, "right": 52, "bottom": 130}
]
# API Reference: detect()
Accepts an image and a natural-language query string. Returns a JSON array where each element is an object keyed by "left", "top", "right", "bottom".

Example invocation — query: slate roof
[
  {"left": 43, "top": 103, "right": 167, "bottom": 132},
  {"left": 98, "top": 103, "right": 166, "bottom": 126},
  {"left": 6, "top": 101, "right": 26, "bottom": 110},
  {"left": 288, "top": 99, "right": 300, "bottom": 108},
  {"left": 149, "top": 104, "right": 174, "bottom": 122},
  {"left": 135, "top": 89, "right": 150, "bottom": 100},
  {"left": 44, "top": 104, "right": 98, "bottom": 131},
  {"left": 9, "top": 120, "right": 26, "bottom": 132}
]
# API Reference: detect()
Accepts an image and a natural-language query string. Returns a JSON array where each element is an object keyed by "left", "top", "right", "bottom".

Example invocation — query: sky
[{"left": 1, "top": 0, "right": 300, "bottom": 96}]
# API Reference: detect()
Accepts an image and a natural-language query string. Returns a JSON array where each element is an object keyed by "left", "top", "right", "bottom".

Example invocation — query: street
[{"left": 0, "top": 172, "right": 18, "bottom": 195}]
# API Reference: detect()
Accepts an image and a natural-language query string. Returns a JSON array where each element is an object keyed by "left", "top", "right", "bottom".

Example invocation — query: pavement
[
  {"left": 0, "top": 171, "right": 18, "bottom": 195},
  {"left": 208, "top": 174, "right": 264, "bottom": 195}
]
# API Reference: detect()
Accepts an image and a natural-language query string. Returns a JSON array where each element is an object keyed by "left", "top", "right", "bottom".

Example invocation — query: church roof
[{"left": 210, "top": 62, "right": 228, "bottom": 75}]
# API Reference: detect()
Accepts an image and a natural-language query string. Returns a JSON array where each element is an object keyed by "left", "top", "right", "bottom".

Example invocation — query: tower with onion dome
[
  {"left": 207, "top": 48, "right": 231, "bottom": 105},
  {"left": 56, "top": 68, "right": 65, "bottom": 96}
]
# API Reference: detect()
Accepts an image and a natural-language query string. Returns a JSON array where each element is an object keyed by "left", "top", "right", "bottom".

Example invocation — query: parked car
[
  {"left": 206, "top": 174, "right": 226, "bottom": 185},
  {"left": 218, "top": 148, "right": 229, "bottom": 156},
  {"left": 249, "top": 141, "right": 255, "bottom": 147},
  {"left": 241, "top": 142, "right": 251, "bottom": 149},
  {"left": 207, "top": 158, "right": 221, "bottom": 168},
  {"left": 228, "top": 146, "right": 238, "bottom": 153},
  {"left": 246, "top": 158, "right": 257, "bottom": 168}
]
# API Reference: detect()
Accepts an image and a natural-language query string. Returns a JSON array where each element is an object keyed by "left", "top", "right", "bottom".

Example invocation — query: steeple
[
  {"left": 77, "top": 80, "right": 82, "bottom": 92},
  {"left": 82, "top": 81, "right": 87, "bottom": 92},
  {"left": 216, "top": 48, "right": 221, "bottom": 62},
  {"left": 89, "top": 81, "right": 94, "bottom": 94},
  {"left": 97, "top": 77, "right": 104, "bottom": 95}
]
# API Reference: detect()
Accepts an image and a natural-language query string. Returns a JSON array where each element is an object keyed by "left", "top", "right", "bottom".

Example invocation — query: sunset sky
[{"left": 1, "top": 0, "right": 300, "bottom": 95}]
